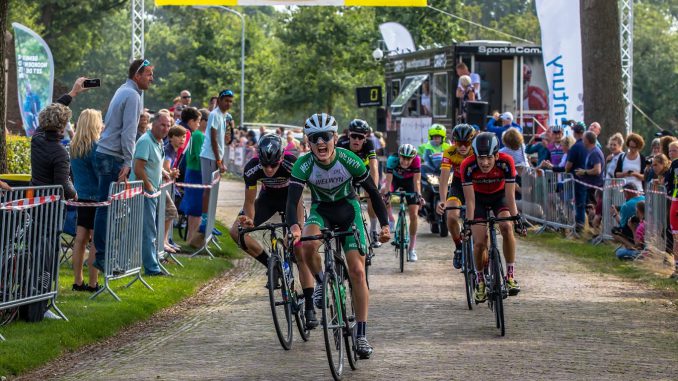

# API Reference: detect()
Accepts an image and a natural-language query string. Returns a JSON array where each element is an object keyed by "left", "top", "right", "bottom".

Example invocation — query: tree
[
  {"left": 1, "top": 0, "right": 8, "bottom": 174},
  {"left": 580, "top": 0, "right": 625, "bottom": 146}
]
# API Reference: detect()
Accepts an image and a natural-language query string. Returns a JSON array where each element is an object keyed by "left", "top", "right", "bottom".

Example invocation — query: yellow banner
[{"left": 156, "top": 0, "right": 427, "bottom": 6}]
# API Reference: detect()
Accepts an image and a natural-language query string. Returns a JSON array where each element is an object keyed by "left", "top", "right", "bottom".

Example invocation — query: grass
[
  {"left": 0, "top": 220, "right": 242, "bottom": 377},
  {"left": 524, "top": 232, "right": 678, "bottom": 297}
]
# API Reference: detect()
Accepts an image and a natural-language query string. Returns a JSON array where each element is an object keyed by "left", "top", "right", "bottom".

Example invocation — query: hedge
[{"left": 6, "top": 135, "right": 31, "bottom": 174}]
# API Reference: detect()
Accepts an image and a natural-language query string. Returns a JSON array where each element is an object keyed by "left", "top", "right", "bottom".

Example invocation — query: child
[{"left": 615, "top": 201, "right": 645, "bottom": 260}]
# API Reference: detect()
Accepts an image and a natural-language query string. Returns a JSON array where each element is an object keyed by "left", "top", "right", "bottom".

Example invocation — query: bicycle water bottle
[{"left": 282, "top": 260, "right": 292, "bottom": 284}]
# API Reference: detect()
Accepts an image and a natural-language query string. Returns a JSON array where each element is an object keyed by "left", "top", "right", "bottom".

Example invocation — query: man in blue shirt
[
  {"left": 565, "top": 123, "right": 588, "bottom": 231},
  {"left": 131, "top": 113, "right": 172, "bottom": 275},
  {"left": 92, "top": 59, "right": 154, "bottom": 273},
  {"left": 487, "top": 112, "right": 522, "bottom": 148}
]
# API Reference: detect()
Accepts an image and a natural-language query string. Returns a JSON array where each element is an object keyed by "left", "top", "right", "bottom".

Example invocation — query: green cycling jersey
[{"left": 417, "top": 141, "right": 450, "bottom": 156}]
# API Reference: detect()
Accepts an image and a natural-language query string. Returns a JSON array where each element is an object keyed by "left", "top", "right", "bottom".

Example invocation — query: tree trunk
[
  {"left": 0, "top": 0, "right": 9, "bottom": 174},
  {"left": 580, "top": 0, "right": 626, "bottom": 149}
]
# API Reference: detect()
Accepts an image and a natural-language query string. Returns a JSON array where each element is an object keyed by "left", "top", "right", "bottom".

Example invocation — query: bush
[{"left": 6, "top": 135, "right": 31, "bottom": 174}]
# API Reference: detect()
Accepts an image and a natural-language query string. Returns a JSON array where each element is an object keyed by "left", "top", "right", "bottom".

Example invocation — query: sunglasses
[
  {"left": 135, "top": 59, "right": 151, "bottom": 75},
  {"left": 181, "top": 95, "right": 191, "bottom": 99},
  {"left": 349, "top": 133, "right": 366, "bottom": 140},
  {"left": 307, "top": 131, "right": 334, "bottom": 144},
  {"left": 262, "top": 162, "right": 280, "bottom": 169},
  {"left": 455, "top": 140, "right": 471, "bottom": 147}
]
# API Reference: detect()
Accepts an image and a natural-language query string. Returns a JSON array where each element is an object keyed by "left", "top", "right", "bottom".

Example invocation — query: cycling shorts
[
  {"left": 239, "top": 190, "right": 287, "bottom": 227},
  {"left": 670, "top": 200, "right": 678, "bottom": 234},
  {"left": 473, "top": 191, "right": 509, "bottom": 221},
  {"left": 305, "top": 198, "right": 366, "bottom": 254},
  {"left": 446, "top": 177, "right": 465, "bottom": 205},
  {"left": 391, "top": 177, "right": 418, "bottom": 205}
]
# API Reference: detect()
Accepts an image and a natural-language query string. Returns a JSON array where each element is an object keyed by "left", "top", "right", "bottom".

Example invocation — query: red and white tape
[{"left": 0, "top": 195, "right": 61, "bottom": 211}]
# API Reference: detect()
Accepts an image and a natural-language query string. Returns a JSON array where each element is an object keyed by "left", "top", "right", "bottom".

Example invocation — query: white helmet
[{"left": 304, "top": 113, "right": 338, "bottom": 135}]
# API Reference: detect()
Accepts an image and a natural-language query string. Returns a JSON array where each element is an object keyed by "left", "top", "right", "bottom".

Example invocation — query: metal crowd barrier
[
  {"left": 518, "top": 169, "right": 576, "bottom": 234},
  {"left": 191, "top": 171, "right": 222, "bottom": 259},
  {"left": 594, "top": 178, "right": 627, "bottom": 244},
  {"left": 1, "top": 185, "right": 67, "bottom": 340},
  {"left": 519, "top": 168, "right": 547, "bottom": 225},
  {"left": 156, "top": 182, "right": 182, "bottom": 275},
  {"left": 645, "top": 182, "right": 668, "bottom": 252},
  {"left": 90, "top": 181, "right": 151, "bottom": 301}
]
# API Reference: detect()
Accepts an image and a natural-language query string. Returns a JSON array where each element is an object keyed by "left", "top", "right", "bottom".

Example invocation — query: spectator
[
  {"left": 177, "top": 107, "right": 200, "bottom": 160},
  {"left": 163, "top": 126, "right": 186, "bottom": 253},
  {"left": 660, "top": 135, "right": 678, "bottom": 158},
  {"left": 605, "top": 133, "right": 624, "bottom": 179},
  {"left": 565, "top": 123, "right": 590, "bottom": 231},
  {"left": 614, "top": 133, "right": 646, "bottom": 191},
  {"left": 173, "top": 105, "right": 185, "bottom": 125},
  {"left": 645, "top": 139, "right": 664, "bottom": 183},
  {"left": 284, "top": 130, "right": 300, "bottom": 155},
  {"left": 485, "top": 110, "right": 501, "bottom": 130},
  {"left": 575, "top": 131, "right": 605, "bottom": 214},
  {"left": 611, "top": 183, "right": 645, "bottom": 243},
  {"left": 92, "top": 58, "right": 153, "bottom": 273},
  {"left": 69, "top": 109, "right": 103, "bottom": 292},
  {"left": 137, "top": 112, "right": 150, "bottom": 141},
  {"left": 650, "top": 138, "right": 662, "bottom": 157},
  {"left": 421, "top": 80, "right": 431, "bottom": 116},
  {"left": 457, "top": 75, "right": 476, "bottom": 123},
  {"left": 541, "top": 135, "right": 576, "bottom": 172},
  {"left": 587, "top": 122, "right": 603, "bottom": 149},
  {"left": 615, "top": 201, "right": 645, "bottom": 260},
  {"left": 525, "top": 132, "right": 551, "bottom": 166},
  {"left": 0, "top": 180, "right": 10, "bottom": 191},
  {"left": 199, "top": 89, "right": 235, "bottom": 233},
  {"left": 180, "top": 90, "right": 192, "bottom": 106},
  {"left": 546, "top": 125, "right": 565, "bottom": 165},
  {"left": 276, "top": 127, "right": 284, "bottom": 137},
  {"left": 664, "top": 144, "right": 678, "bottom": 279},
  {"left": 487, "top": 112, "right": 522, "bottom": 148},
  {"left": 499, "top": 127, "right": 530, "bottom": 176},
  {"left": 182, "top": 109, "right": 209, "bottom": 247},
  {"left": 455, "top": 62, "right": 481, "bottom": 100},
  {"left": 648, "top": 154, "right": 670, "bottom": 184},
  {"left": 30, "top": 103, "right": 76, "bottom": 200},
  {"left": 208, "top": 96, "right": 218, "bottom": 111},
  {"left": 131, "top": 113, "right": 172, "bottom": 276}
]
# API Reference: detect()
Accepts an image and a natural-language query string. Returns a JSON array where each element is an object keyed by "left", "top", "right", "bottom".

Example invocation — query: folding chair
[{"left": 60, "top": 205, "right": 77, "bottom": 264}]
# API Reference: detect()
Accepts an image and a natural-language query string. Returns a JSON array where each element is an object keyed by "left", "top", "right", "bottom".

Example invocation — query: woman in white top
[
  {"left": 614, "top": 133, "right": 646, "bottom": 191},
  {"left": 605, "top": 133, "right": 624, "bottom": 179}
]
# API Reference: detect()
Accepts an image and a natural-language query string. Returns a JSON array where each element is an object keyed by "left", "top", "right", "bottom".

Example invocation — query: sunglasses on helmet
[
  {"left": 307, "top": 131, "right": 334, "bottom": 144},
  {"left": 135, "top": 59, "right": 151, "bottom": 75}
]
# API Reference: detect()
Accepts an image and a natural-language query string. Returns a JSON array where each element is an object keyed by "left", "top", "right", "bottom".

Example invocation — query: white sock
[{"left": 370, "top": 218, "right": 378, "bottom": 233}]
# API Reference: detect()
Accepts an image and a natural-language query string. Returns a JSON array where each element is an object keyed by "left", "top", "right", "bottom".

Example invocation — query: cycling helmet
[
  {"left": 398, "top": 144, "right": 417, "bottom": 158},
  {"left": 472, "top": 132, "right": 500, "bottom": 157},
  {"left": 550, "top": 125, "right": 564, "bottom": 133},
  {"left": 348, "top": 119, "right": 370, "bottom": 134},
  {"left": 451, "top": 123, "right": 475, "bottom": 142},
  {"left": 428, "top": 124, "right": 447, "bottom": 140},
  {"left": 257, "top": 133, "right": 284, "bottom": 165},
  {"left": 304, "top": 113, "right": 338, "bottom": 135}
]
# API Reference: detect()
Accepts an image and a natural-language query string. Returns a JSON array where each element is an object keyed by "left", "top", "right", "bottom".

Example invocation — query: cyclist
[
  {"left": 337, "top": 119, "right": 382, "bottom": 247},
  {"left": 436, "top": 124, "right": 476, "bottom": 269},
  {"left": 228, "top": 134, "right": 315, "bottom": 324},
  {"left": 287, "top": 113, "right": 390, "bottom": 359},
  {"left": 382, "top": 144, "right": 423, "bottom": 262},
  {"left": 417, "top": 123, "right": 451, "bottom": 172},
  {"left": 460, "top": 132, "right": 524, "bottom": 303}
]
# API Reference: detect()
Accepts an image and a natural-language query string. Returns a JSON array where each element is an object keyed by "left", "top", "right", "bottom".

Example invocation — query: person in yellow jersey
[{"left": 436, "top": 124, "right": 476, "bottom": 269}]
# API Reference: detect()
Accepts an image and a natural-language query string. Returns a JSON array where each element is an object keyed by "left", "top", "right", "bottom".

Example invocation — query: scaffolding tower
[{"left": 619, "top": 0, "right": 633, "bottom": 134}]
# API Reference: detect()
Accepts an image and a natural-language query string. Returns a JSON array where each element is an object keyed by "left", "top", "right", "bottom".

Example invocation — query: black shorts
[
  {"left": 447, "top": 177, "right": 465, "bottom": 204},
  {"left": 76, "top": 202, "right": 96, "bottom": 230},
  {"left": 250, "top": 190, "right": 287, "bottom": 226},
  {"left": 473, "top": 191, "right": 509, "bottom": 220},
  {"left": 391, "top": 177, "right": 417, "bottom": 204}
]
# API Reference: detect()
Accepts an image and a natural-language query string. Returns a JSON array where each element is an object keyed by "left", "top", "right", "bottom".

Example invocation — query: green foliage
[{"left": 6, "top": 135, "right": 30, "bottom": 174}]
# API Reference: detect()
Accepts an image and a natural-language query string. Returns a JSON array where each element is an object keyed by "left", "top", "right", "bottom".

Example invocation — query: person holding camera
[
  {"left": 610, "top": 183, "right": 645, "bottom": 244},
  {"left": 614, "top": 133, "right": 646, "bottom": 192}
]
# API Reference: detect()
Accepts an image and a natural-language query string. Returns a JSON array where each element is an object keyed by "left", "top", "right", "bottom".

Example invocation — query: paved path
[{"left": 31, "top": 179, "right": 678, "bottom": 380}]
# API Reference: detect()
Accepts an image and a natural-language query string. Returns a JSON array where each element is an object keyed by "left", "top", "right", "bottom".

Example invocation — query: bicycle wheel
[
  {"left": 337, "top": 261, "right": 359, "bottom": 371},
  {"left": 291, "top": 260, "right": 310, "bottom": 342},
  {"left": 268, "top": 254, "right": 293, "bottom": 350},
  {"left": 399, "top": 211, "right": 406, "bottom": 273},
  {"left": 462, "top": 238, "right": 475, "bottom": 310},
  {"left": 322, "top": 272, "right": 345, "bottom": 380},
  {"left": 490, "top": 248, "right": 505, "bottom": 336}
]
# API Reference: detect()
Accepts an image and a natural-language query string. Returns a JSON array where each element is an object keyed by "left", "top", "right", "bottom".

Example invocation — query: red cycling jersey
[{"left": 460, "top": 152, "right": 516, "bottom": 194}]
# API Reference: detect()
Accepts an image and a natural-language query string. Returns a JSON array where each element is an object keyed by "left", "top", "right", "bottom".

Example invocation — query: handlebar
[
  {"left": 238, "top": 222, "right": 288, "bottom": 235},
  {"left": 444, "top": 205, "right": 466, "bottom": 212},
  {"left": 465, "top": 214, "right": 522, "bottom": 226},
  {"left": 298, "top": 227, "right": 357, "bottom": 242}
]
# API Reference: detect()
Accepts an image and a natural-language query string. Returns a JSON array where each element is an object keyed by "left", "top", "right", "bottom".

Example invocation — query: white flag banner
[{"left": 535, "top": 0, "right": 584, "bottom": 124}]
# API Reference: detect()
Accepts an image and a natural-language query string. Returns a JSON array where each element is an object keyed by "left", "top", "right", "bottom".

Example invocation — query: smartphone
[{"left": 83, "top": 78, "right": 101, "bottom": 88}]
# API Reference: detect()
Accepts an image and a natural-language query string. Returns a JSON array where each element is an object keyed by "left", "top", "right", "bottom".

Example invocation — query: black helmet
[
  {"left": 348, "top": 119, "right": 370, "bottom": 134},
  {"left": 451, "top": 123, "right": 475, "bottom": 142},
  {"left": 257, "top": 133, "right": 284, "bottom": 165},
  {"left": 472, "top": 132, "right": 500, "bottom": 157}
]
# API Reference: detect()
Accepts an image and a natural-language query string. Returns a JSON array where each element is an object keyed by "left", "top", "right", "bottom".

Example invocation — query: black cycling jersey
[
  {"left": 243, "top": 153, "right": 296, "bottom": 192},
  {"left": 336, "top": 135, "right": 377, "bottom": 165}
]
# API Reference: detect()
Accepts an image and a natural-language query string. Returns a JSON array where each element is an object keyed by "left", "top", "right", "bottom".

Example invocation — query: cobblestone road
[{"left": 31, "top": 179, "right": 678, "bottom": 380}]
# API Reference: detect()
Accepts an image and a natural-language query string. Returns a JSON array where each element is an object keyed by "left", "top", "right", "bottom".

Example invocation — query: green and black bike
[
  {"left": 298, "top": 225, "right": 362, "bottom": 381},
  {"left": 238, "top": 218, "right": 309, "bottom": 350},
  {"left": 445, "top": 205, "right": 476, "bottom": 310},
  {"left": 389, "top": 190, "right": 419, "bottom": 273}
]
